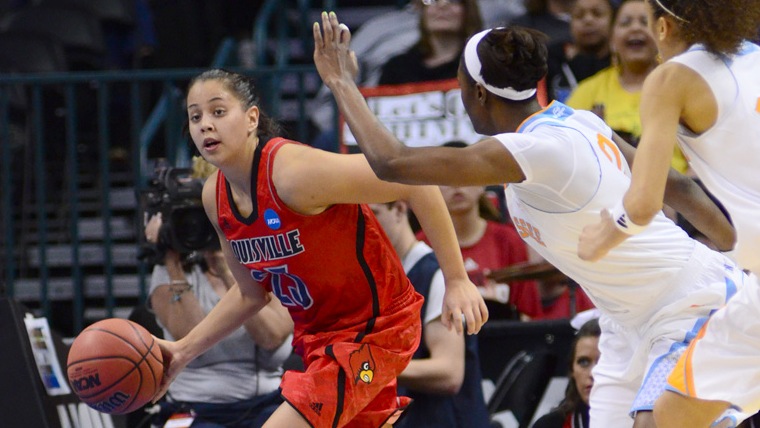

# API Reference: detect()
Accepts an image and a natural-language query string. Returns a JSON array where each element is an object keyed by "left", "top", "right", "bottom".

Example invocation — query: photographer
[{"left": 143, "top": 157, "right": 293, "bottom": 428}]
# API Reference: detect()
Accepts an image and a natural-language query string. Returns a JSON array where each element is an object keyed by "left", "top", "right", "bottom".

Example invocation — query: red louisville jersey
[{"left": 215, "top": 138, "right": 417, "bottom": 355}]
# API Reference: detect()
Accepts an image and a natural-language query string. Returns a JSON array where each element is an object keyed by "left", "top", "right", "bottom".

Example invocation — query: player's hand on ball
[
  {"left": 67, "top": 319, "right": 163, "bottom": 415},
  {"left": 150, "top": 337, "right": 188, "bottom": 404},
  {"left": 313, "top": 11, "right": 358, "bottom": 88}
]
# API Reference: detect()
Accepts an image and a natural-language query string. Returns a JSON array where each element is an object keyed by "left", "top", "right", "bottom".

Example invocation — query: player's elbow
[
  {"left": 625, "top": 194, "right": 660, "bottom": 226},
  {"left": 258, "top": 333, "right": 289, "bottom": 351},
  {"left": 371, "top": 157, "right": 408, "bottom": 183},
  {"left": 441, "top": 371, "right": 465, "bottom": 395},
  {"left": 437, "top": 362, "right": 465, "bottom": 395}
]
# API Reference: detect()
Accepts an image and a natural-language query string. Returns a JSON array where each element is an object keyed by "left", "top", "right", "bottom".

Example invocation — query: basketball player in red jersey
[{"left": 151, "top": 65, "right": 488, "bottom": 427}]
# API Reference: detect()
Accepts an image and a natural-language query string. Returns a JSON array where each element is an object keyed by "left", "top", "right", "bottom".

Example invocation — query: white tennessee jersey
[
  {"left": 670, "top": 42, "right": 760, "bottom": 273},
  {"left": 494, "top": 102, "right": 701, "bottom": 327}
]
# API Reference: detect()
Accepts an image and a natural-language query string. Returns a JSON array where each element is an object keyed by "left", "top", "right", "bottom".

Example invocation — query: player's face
[
  {"left": 368, "top": 203, "right": 395, "bottom": 234},
  {"left": 571, "top": 0, "right": 613, "bottom": 53},
  {"left": 611, "top": 1, "right": 657, "bottom": 68},
  {"left": 572, "top": 336, "right": 600, "bottom": 405},
  {"left": 187, "top": 80, "right": 258, "bottom": 165}
]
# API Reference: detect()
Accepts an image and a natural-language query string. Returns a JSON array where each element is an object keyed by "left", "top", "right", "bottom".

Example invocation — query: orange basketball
[{"left": 66, "top": 318, "right": 164, "bottom": 415}]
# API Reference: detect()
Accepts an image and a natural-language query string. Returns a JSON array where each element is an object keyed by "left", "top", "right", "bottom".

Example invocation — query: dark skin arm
[{"left": 313, "top": 12, "right": 525, "bottom": 187}]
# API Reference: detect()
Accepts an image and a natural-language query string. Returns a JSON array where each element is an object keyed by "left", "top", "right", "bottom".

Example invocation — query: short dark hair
[{"left": 460, "top": 27, "right": 549, "bottom": 102}]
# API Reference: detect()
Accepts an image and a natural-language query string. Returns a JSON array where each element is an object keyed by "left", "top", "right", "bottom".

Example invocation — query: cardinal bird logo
[{"left": 348, "top": 344, "right": 376, "bottom": 385}]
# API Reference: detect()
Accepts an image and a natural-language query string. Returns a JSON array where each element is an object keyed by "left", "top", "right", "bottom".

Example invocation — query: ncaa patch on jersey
[{"left": 264, "top": 209, "right": 281, "bottom": 230}]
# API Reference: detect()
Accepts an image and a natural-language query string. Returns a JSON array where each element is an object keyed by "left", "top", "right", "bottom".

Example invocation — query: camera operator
[{"left": 143, "top": 157, "right": 294, "bottom": 428}]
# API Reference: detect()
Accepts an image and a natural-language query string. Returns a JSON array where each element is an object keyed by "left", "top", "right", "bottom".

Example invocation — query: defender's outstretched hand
[{"left": 313, "top": 11, "right": 358, "bottom": 88}]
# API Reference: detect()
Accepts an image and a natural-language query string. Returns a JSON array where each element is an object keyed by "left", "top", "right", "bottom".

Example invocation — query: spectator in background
[
  {"left": 546, "top": 0, "right": 614, "bottom": 102},
  {"left": 512, "top": 0, "right": 576, "bottom": 44},
  {"left": 417, "top": 141, "right": 542, "bottom": 321},
  {"left": 378, "top": 0, "right": 483, "bottom": 86},
  {"left": 487, "top": 259, "right": 596, "bottom": 320},
  {"left": 371, "top": 200, "right": 491, "bottom": 428},
  {"left": 310, "top": 0, "right": 491, "bottom": 150},
  {"left": 532, "top": 317, "right": 600, "bottom": 428},
  {"left": 144, "top": 157, "right": 293, "bottom": 428},
  {"left": 565, "top": 0, "right": 688, "bottom": 173},
  {"left": 538, "top": 276, "right": 595, "bottom": 321},
  {"left": 478, "top": 0, "right": 526, "bottom": 28},
  {"left": 565, "top": 0, "right": 654, "bottom": 144}
]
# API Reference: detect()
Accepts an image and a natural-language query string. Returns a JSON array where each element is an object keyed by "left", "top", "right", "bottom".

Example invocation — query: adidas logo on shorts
[{"left": 310, "top": 402, "right": 323, "bottom": 415}]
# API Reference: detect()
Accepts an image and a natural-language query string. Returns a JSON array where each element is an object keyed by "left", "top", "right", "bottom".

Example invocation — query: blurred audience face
[
  {"left": 570, "top": 0, "right": 613, "bottom": 53},
  {"left": 421, "top": 0, "right": 465, "bottom": 34},
  {"left": 572, "top": 335, "right": 600, "bottom": 405},
  {"left": 439, "top": 185, "right": 483, "bottom": 216},
  {"left": 369, "top": 203, "right": 398, "bottom": 235},
  {"left": 611, "top": 0, "right": 657, "bottom": 68}
]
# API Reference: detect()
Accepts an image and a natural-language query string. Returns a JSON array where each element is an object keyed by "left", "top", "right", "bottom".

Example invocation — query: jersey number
[
  {"left": 251, "top": 265, "right": 314, "bottom": 310},
  {"left": 597, "top": 133, "right": 623, "bottom": 171}
]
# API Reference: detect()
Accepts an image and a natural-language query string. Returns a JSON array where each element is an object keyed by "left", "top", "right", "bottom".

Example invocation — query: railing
[{"left": 0, "top": 64, "right": 323, "bottom": 336}]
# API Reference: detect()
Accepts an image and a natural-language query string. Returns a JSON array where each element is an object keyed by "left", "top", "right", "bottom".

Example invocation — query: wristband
[{"left": 609, "top": 200, "right": 648, "bottom": 235}]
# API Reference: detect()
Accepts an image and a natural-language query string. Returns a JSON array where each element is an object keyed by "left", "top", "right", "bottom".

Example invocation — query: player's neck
[{"left": 491, "top": 100, "right": 543, "bottom": 134}]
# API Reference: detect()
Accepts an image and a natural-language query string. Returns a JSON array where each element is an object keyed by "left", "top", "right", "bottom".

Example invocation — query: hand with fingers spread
[
  {"left": 313, "top": 11, "right": 358, "bottom": 89},
  {"left": 442, "top": 277, "right": 489, "bottom": 335}
]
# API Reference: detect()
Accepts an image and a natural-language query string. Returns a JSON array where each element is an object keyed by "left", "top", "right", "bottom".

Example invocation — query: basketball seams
[
  {"left": 123, "top": 320, "right": 165, "bottom": 397},
  {"left": 67, "top": 319, "right": 163, "bottom": 414},
  {"left": 84, "top": 327, "right": 148, "bottom": 357},
  {"left": 126, "top": 320, "right": 164, "bottom": 393}
]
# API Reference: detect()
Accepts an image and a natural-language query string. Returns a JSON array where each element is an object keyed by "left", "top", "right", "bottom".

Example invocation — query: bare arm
[
  {"left": 153, "top": 175, "right": 277, "bottom": 401},
  {"left": 152, "top": 273, "right": 290, "bottom": 351},
  {"left": 614, "top": 132, "right": 735, "bottom": 250},
  {"left": 149, "top": 250, "right": 208, "bottom": 340},
  {"left": 202, "top": 251, "right": 292, "bottom": 350},
  {"left": 406, "top": 185, "right": 489, "bottom": 334},
  {"left": 272, "top": 143, "right": 487, "bottom": 333},
  {"left": 578, "top": 65, "right": 733, "bottom": 261},
  {"left": 398, "top": 319, "right": 465, "bottom": 394},
  {"left": 623, "top": 65, "right": 686, "bottom": 226},
  {"left": 312, "top": 11, "right": 525, "bottom": 188}
]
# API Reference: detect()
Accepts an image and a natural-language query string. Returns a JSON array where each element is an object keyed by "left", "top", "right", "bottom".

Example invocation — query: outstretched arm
[
  {"left": 614, "top": 133, "right": 735, "bottom": 250},
  {"left": 313, "top": 11, "right": 525, "bottom": 188},
  {"left": 405, "top": 185, "right": 489, "bottom": 335},
  {"left": 579, "top": 65, "right": 734, "bottom": 261},
  {"left": 152, "top": 175, "right": 275, "bottom": 402}
]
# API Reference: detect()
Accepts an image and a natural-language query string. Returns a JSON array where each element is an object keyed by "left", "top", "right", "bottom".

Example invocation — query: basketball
[{"left": 66, "top": 318, "right": 164, "bottom": 415}]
